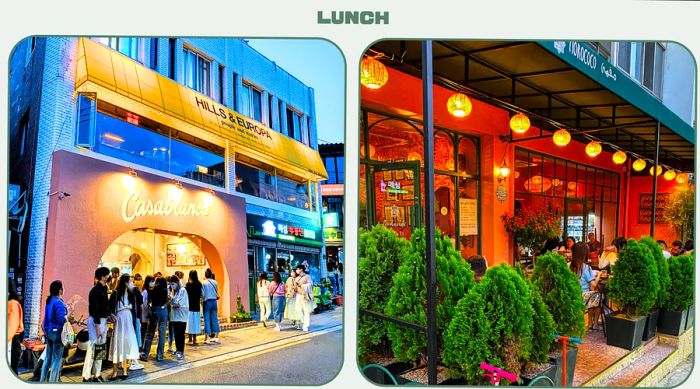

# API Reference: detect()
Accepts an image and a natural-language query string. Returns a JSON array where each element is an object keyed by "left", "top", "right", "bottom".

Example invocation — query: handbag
[
  {"left": 93, "top": 342, "right": 107, "bottom": 360},
  {"left": 61, "top": 321, "right": 75, "bottom": 346}
]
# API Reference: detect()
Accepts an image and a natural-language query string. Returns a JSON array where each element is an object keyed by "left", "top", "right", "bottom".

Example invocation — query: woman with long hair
[
  {"left": 559, "top": 236, "right": 576, "bottom": 262},
  {"left": 202, "top": 268, "right": 220, "bottom": 344},
  {"left": 169, "top": 275, "right": 189, "bottom": 360},
  {"left": 40, "top": 280, "right": 67, "bottom": 382},
  {"left": 268, "top": 272, "right": 286, "bottom": 331},
  {"left": 284, "top": 271, "right": 300, "bottom": 329},
  {"left": 139, "top": 275, "right": 155, "bottom": 352},
  {"left": 185, "top": 270, "right": 202, "bottom": 345},
  {"left": 108, "top": 274, "right": 140, "bottom": 380},
  {"left": 7, "top": 279, "right": 24, "bottom": 375},
  {"left": 140, "top": 277, "right": 169, "bottom": 362},
  {"left": 256, "top": 272, "right": 271, "bottom": 327},
  {"left": 570, "top": 242, "right": 605, "bottom": 330}
]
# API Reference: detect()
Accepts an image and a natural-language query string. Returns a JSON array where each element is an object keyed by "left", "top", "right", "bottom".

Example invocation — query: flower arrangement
[{"left": 501, "top": 208, "right": 561, "bottom": 255}]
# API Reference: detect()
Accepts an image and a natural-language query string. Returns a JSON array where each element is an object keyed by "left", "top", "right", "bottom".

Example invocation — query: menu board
[
  {"left": 459, "top": 198, "right": 478, "bottom": 236},
  {"left": 638, "top": 193, "right": 670, "bottom": 224},
  {"left": 166, "top": 242, "right": 205, "bottom": 266}
]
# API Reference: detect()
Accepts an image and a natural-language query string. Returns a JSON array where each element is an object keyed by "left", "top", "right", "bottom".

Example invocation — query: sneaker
[
  {"left": 275, "top": 325, "right": 281, "bottom": 332},
  {"left": 168, "top": 346, "right": 175, "bottom": 353},
  {"left": 203, "top": 339, "right": 212, "bottom": 344},
  {"left": 212, "top": 337, "right": 220, "bottom": 343},
  {"left": 129, "top": 360, "right": 144, "bottom": 371},
  {"left": 176, "top": 352, "right": 184, "bottom": 360},
  {"left": 156, "top": 355, "right": 164, "bottom": 362},
  {"left": 139, "top": 353, "right": 148, "bottom": 362}
]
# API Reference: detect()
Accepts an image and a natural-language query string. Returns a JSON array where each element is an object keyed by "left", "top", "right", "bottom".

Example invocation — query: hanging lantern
[
  {"left": 447, "top": 93, "right": 473, "bottom": 117},
  {"left": 612, "top": 150, "right": 627, "bottom": 165},
  {"left": 649, "top": 165, "right": 663, "bottom": 176},
  {"left": 498, "top": 162, "right": 511, "bottom": 179},
  {"left": 509, "top": 113, "right": 530, "bottom": 134},
  {"left": 632, "top": 158, "right": 647, "bottom": 172},
  {"left": 360, "top": 56, "right": 389, "bottom": 89},
  {"left": 552, "top": 129, "right": 571, "bottom": 146},
  {"left": 676, "top": 173, "right": 689, "bottom": 184},
  {"left": 585, "top": 141, "right": 602, "bottom": 157},
  {"left": 664, "top": 170, "right": 677, "bottom": 181}
]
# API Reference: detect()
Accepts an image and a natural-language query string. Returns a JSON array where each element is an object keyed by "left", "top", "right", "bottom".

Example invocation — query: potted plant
[
  {"left": 443, "top": 264, "right": 534, "bottom": 385},
  {"left": 639, "top": 237, "right": 670, "bottom": 340},
  {"left": 230, "top": 294, "right": 252, "bottom": 323},
  {"left": 606, "top": 239, "right": 660, "bottom": 350},
  {"left": 358, "top": 225, "right": 408, "bottom": 365},
  {"left": 520, "top": 278, "right": 558, "bottom": 386},
  {"left": 530, "top": 252, "right": 586, "bottom": 385},
  {"left": 502, "top": 208, "right": 561, "bottom": 261},
  {"left": 384, "top": 227, "right": 475, "bottom": 368},
  {"left": 680, "top": 255, "right": 695, "bottom": 330}
]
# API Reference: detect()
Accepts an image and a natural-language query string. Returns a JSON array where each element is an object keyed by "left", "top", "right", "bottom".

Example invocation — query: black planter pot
[
  {"left": 685, "top": 305, "right": 695, "bottom": 331},
  {"left": 658, "top": 309, "right": 687, "bottom": 336},
  {"left": 642, "top": 309, "right": 660, "bottom": 341},
  {"left": 606, "top": 313, "right": 647, "bottom": 350},
  {"left": 549, "top": 347, "right": 578, "bottom": 386},
  {"left": 520, "top": 362, "right": 558, "bottom": 386}
]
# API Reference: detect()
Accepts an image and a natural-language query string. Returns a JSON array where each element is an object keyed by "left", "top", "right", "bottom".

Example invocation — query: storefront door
[
  {"left": 564, "top": 199, "right": 587, "bottom": 243},
  {"left": 371, "top": 162, "right": 421, "bottom": 239}
]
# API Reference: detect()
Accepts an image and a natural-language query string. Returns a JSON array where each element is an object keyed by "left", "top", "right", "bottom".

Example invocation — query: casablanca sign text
[{"left": 121, "top": 191, "right": 211, "bottom": 223}]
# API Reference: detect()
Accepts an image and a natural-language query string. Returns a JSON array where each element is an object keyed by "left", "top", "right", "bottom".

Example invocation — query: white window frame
[
  {"left": 286, "top": 106, "right": 303, "bottom": 142},
  {"left": 613, "top": 41, "right": 664, "bottom": 98},
  {"left": 183, "top": 46, "right": 212, "bottom": 97},
  {"left": 94, "top": 37, "right": 142, "bottom": 63},
  {"left": 241, "top": 81, "right": 264, "bottom": 122}
]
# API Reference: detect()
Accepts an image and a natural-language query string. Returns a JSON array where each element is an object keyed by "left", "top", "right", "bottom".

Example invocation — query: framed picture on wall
[
  {"left": 406, "top": 169, "right": 414, "bottom": 180},
  {"left": 383, "top": 171, "right": 393, "bottom": 181},
  {"left": 386, "top": 190, "right": 397, "bottom": 201},
  {"left": 402, "top": 185, "right": 414, "bottom": 201},
  {"left": 395, "top": 169, "right": 405, "bottom": 180}
]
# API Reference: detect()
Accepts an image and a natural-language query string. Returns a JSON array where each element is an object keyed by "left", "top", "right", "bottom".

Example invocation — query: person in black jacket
[
  {"left": 185, "top": 270, "right": 202, "bottom": 345},
  {"left": 82, "top": 267, "right": 112, "bottom": 382},
  {"left": 140, "top": 277, "right": 169, "bottom": 362},
  {"left": 129, "top": 276, "right": 145, "bottom": 371}
]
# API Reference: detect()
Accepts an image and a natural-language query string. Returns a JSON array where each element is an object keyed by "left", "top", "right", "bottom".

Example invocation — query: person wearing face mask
[
  {"left": 108, "top": 274, "right": 140, "bottom": 381},
  {"left": 294, "top": 265, "right": 315, "bottom": 332},
  {"left": 168, "top": 276, "right": 189, "bottom": 360},
  {"left": 139, "top": 275, "right": 155, "bottom": 352},
  {"left": 201, "top": 268, "right": 220, "bottom": 344},
  {"left": 129, "top": 276, "right": 145, "bottom": 371},
  {"left": 40, "top": 280, "right": 67, "bottom": 382},
  {"left": 140, "top": 277, "right": 168, "bottom": 362},
  {"left": 82, "top": 267, "right": 111, "bottom": 382}
]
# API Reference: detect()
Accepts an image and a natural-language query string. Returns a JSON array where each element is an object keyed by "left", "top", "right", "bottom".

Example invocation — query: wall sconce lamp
[
  {"left": 48, "top": 191, "right": 71, "bottom": 200},
  {"left": 497, "top": 162, "right": 511, "bottom": 183}
]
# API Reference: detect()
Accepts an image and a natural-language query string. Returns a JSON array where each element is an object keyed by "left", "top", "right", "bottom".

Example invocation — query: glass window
[
  {"left": 96, "top": 37, "right": 140, "bottom": 61},
  {"left": 149, "top": 38, "right": 158, "bottom": 70},
  {"left": 324, "top": 157, "right": 337, "bottom": 184},
  {"left": 435, "top": 175, "right": 456, "bottom": 240},
  {"left": 277, "top": 175, "right": 310, "bottom": 209},
  {"left": 434, "top": 131, "right": 455, "bottom": 171},
  {"left": 235, "top": 159, "right": 276, "bottom": 201},
  {"left": 92, "top": 109, "right": 224, "bottom": 187},
  {"left": 287, "top": 108, "right": 302, "bottom": 142},
  {"left": 653, "top": 43, "right": 664, "bottom": 96},
  {"left": 617, "top": 42, "right": 631, "bottom": 74},
  {"left": 76, "top": 94, "right": 96, "bottom": 147},
  {"left": 183, "top": 48, "right": 211, "bottom": 96},
  {"left": 368, "top": 113, "right": 423, "bottom": 166},
  {"left": 337, "top": 156, "right": 344, "bottom": 184},
  {"left": 458, "top": 178, "right": 478, "bottom": 259},
  {"left": 240, "top": 84, "right": 251, "bottom": 117},
  {"left": 251, "top": 88, "right": 262, "bottom": 122},
  {"left": 458, "top": 136, "right": 478, "bottom": 177}
]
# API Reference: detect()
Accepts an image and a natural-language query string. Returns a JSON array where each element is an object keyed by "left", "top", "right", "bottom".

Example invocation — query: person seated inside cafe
[
  {"left": 570, "top": 242, "right": 606, "bottom": 330},
  {"left": 558, "top": 236, "right": 576, "bottom": 262},
  {"left": 586, "top": 232, "right": 602, "bottom": 256},
  {"left": 671, "top": 240, "right": 686, "bottom": 256},
  {"left": 467, "top": 255, "right": 488, "bottom": 283},
  {"left": 684, "top": 239, "right": 694, "bottom": 255},
  {"left": 657, "top": 240, "right": 672, "bottom": 260},
  {"left": 598, "top": 237, "right": 627, "bottom": 271}
]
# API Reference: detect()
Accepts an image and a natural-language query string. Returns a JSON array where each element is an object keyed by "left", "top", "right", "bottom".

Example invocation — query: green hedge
[
  {"left": 639, "top": 237, "right": 670, "bottom": 309},
  {"left": 530, "top": 252, "right": 586, "bottom": 339},
  {"left": 385, "top": 227, "right": 475, "bottom": 363},
  {"left": 607, "top": 239, "right": 659, "bottom": 317},
  {"left": 358, "top": 225, "right": 408, "bottom": 362},
  {"left": 665, "top": 254, "right": 694, "bottom": 311}
]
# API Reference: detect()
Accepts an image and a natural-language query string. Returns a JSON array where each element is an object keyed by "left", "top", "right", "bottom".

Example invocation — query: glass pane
[
  {"left": 374, "top": 167, "right": 417, "bottom": 239},
  {"left": 360, "top": 114, "right": 366, "bottom": 159},
  {"left": 277, "top": 175, "right": 309, "bottom": 209},
  {"left": 611, "top": 172, "right": 619, "bottom": 188},
  {"left": 529, "top": 153, "right": 544, "bottom": 195},
  {"left": 293, "top": 113, "right": 302, "bottom": 142},
  {"left": 566, "top": 201, "right": 585, "bottom": 243},
  {"left": 458, "top": 178, "right": 478, "bottom": 260},
  {"left": 618, "top": 42, "right": 631, "bottom": 73},
  {"left": 602, "top": 202, "right": 618, "bottom": 246},
  {"left": 185, "top": 51, "right": 195, "bottom": 89},
  {"left": 653, "top": 44, "right": 664, "bottom": 95},
  {"left": 76, "top": 94, "right": 96, "bottom": 147},
  {"left": 514, "top": 149, "right": 529, "bottom": 193},
  {"left": 240, "top": 85, "right": 251, "bottom": 117},
  {"left": 360, "top": 164, "right": 368, "bottom": 228},
  {"left": 643, "top": 42, "right": 655, "bottom": 90},
  {"left": 252, "top": 89, "right": 262, "bottom": 122},
  {"left": 235, "top": 161, "right": 276, "bottom": 200},
  {"left": 337, "top": 156, "right": 344, "bottom": 183},
  {"left": 170, "top": 137, "right": 225, "bottom": 188},
  {"left": 434, "top": 132, "right": 454, "bottom": 171},
  {"left": 368, "top": 115, "right": 423, "bottom": 166},
  {"left": 435, "top": 175, "right": 456, "bottom": 240},
  {"left": 458, "top": 137, "right": 478, "bottom": 177},
  {"left": 202, "top": 60, "right": 210, "bottom": 95},
  {"left": 587, "top": 167, "right": 596, "bottom": 184},
  {"left": 632, "top": 42, "right": 643, "bottom": 81}
]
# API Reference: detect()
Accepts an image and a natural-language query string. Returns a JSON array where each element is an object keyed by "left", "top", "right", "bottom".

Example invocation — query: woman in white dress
[
  {"left": 256, "top": 272, "right": 271, "bottom": 327},
  {"left": 108, "top": 274, "right": 140, "bottom": 381},
  {"left": 294, "top": 265, "right": 316, "bottom": 332},
  {"left": 283, "top": 272, "right": 300, "bottom": 328}
]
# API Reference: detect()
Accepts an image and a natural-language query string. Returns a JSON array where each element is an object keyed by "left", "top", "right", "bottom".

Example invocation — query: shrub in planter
[
  {"left": 230, "top": 294, "right": 251, "bottom": 323},
  {"left": 679, "top": 255, "right": 695, "bottom": 329},
  {"left": 358, "top": 225, "right": 408, "bottom": 362},
  {"left": 606, "top": 239, "right": 660, "bottom": 349},
  {"left": 443, "top": 264, "right": 534, "bottom": 384},
  {"left": 385, "top": 227, "right": 475, "bottom": 364},
  {"left": 639, "top": 237, "right": 670, "bottom": 340},
  {"left": 530, "top": 252, "right": 586, "bottom": 340}
]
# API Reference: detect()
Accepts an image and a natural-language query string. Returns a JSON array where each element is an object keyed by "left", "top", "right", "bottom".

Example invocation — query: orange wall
[
  {"left": 625, "top": 175, "right": 686, "bottom": 243},
  {"left": 362, "top": 66, "right": 641, "bottom": 265}
]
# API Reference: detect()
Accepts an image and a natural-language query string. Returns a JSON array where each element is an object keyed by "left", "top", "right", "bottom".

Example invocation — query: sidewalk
[{"left": 19, "top": 307, "right": 343, "bottom": 383}]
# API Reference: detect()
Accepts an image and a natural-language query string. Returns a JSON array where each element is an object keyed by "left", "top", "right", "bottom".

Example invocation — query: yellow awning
[{"left": 74, "top": 38, "right": 328, "bottom": 181}]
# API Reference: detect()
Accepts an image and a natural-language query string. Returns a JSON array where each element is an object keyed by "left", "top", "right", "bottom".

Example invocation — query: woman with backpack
[{"left": 40, "top": 280, "right": 67, "bottom": 382}]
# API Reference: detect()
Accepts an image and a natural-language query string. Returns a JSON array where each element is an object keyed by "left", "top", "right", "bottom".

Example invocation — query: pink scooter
[{"left": 480, "top": 362, "right": 518, "bottom": 386}]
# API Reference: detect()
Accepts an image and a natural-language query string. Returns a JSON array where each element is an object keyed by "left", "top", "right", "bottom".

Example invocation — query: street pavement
[
  {"left": 657, "top": 354, "right": 693, "bottom": 387},
  {"left": 18, "top": 307, "right": 343, "bottom": 384},
  {"left": 150, "top": 331, "right": 343, "bottom": 384}
]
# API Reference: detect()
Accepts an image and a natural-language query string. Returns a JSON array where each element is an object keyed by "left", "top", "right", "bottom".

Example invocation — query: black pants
[
  {"left": 10, "top": 334, "right": 21, "bottom": 374},
  {"left": 172, "top": 322, "right": 186, "bottom": 353}
]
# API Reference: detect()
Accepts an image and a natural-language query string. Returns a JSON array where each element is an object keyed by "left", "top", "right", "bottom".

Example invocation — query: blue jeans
[
  {"left": 40, "top": 329, "right": 64, "bottom": 382},
  {"left": 203, "top": 300, "right": 220, "bottom": 335},
  {"left": 134, "top": 317, "right": 142, "bottom": 349},
  {"left": 143, "top": 306, "right": 167, "bottom": 359},
  {"left": 272, "top": 296, "right": 286, "bottom": 323}
]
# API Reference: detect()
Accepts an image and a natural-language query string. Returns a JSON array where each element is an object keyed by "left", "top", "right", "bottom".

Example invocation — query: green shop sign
[
  {"left": 247, "top": 214, "right": 323, "bottom": 247},
  {"left": 324, "top": 228, "right": 344, "bottom": 243}
]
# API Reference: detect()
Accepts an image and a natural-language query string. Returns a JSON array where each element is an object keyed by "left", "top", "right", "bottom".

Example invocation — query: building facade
[
  {"left": 319, "top": 143, "right": 344, "bottom": 293},
  {"left": 9, "top": 37, "right": 328, "bottom": 337}
]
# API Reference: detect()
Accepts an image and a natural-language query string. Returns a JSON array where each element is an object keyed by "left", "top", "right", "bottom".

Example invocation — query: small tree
[
  {"left": 443, "top": 265, "right": 534, "bottom": 383},
  {"left": 358, "top": 225, "right": 408, "bottom": 362},
  {"left": 530, "top": 252, "right": 586, "bottom": 339},
  {"left": 519, "top": 273, "right": 556, "bottom": 366},
  {"left": 385, "top": 227, "right": 475, "bottom": 363},
  {"left": 664, "top": 185, "right": 695, "bottom": 242},
  {"left": 607, "top": 239, "right": 660, "bottom": 317},
  {"left": 664, "top": 255, "right": 694, "bottom": 312},
  {"left": 639, "top": 237, "right": 670, "bottom": 309}
]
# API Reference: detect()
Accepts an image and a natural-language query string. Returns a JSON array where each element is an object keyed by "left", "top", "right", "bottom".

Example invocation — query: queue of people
[{"left": 257, "top": 265, "right": 316, "bottom": 332}]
